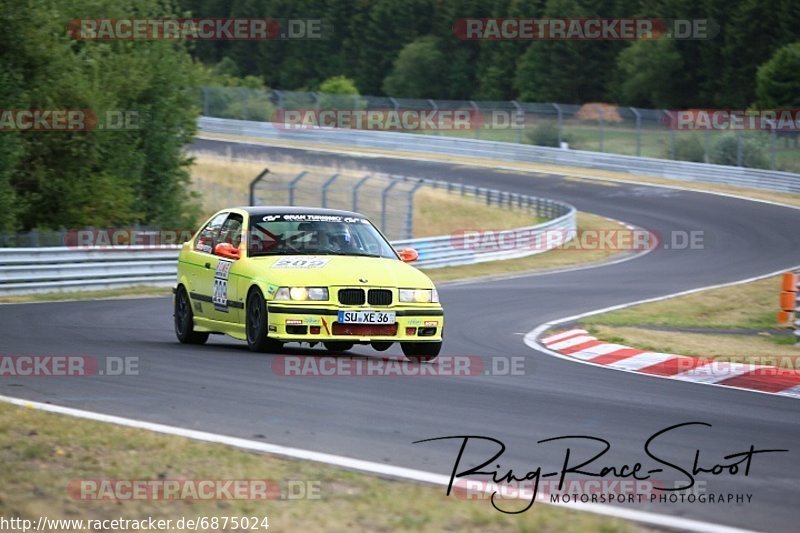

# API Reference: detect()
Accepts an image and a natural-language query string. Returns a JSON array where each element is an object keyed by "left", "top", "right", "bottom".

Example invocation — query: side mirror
[
  {"left": 215, "top": 242, "right": 241, "bottom": 260},
  {"left": 397, "top": 248, "right": 419, "bottom": 262}
]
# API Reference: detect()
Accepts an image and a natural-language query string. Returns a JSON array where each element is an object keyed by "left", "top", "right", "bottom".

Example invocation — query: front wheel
[
  {"left": 246, "top": 288, "right": 283, "bottom": 353},
  {"left": 401, "top": 341, "right": 441, "bottom": 363},
  {"left": 174, "top": 286, "right": 209, "bottom": 345}
]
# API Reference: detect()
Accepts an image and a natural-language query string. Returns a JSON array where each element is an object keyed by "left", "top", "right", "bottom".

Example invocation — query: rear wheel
[
  {"left": 401, "top": 341, "right": 441, "bottom": 363},
  {"left": 323, "top": 341, "right": 354, "bottom": 353},
  {"left": 174, "top": 286, "right": 209, "bottom": 345},
  {"left": 246, "top": 288, "right": 283, "bottom": 353}
]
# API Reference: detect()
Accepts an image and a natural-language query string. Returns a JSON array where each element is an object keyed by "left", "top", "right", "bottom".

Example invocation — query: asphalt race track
[{"left": 3, "top": 140, "right": 800, "bottom": 531}]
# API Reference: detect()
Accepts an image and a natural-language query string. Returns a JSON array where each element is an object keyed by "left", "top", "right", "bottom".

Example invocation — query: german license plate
[{"left": 337, "top": 310, "right": 396, "bottom": 324}]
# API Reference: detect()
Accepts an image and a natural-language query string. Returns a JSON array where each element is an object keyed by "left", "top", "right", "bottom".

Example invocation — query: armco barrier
[
  {"left": 0, "top": 207, "right": 575, "bottom": 295},
  {"left": 198, "top": 117, "right": 800, "bottom": 194}
]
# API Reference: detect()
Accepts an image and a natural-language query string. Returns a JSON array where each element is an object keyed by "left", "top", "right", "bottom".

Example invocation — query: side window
[
  {"left": 217, "top": 213, "right": 244, "bottom": 251},
  {"left": 194, "top": 212, "right": 228, "bottom": 254}
]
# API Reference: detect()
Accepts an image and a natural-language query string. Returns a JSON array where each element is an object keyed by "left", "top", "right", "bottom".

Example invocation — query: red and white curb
[{"left": 541, "top": 329, "right": 800, "bottom": 399}]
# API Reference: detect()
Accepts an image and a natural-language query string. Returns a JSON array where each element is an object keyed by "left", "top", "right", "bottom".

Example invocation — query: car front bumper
[{"left": 266, "top": 303, "right": 444, "bottom": 343}]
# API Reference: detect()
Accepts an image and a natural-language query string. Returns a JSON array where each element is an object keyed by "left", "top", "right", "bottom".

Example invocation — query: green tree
[
  {"left": 0, "top": 0, "right": 201, "bottom": 231},
  {"left": 514, "top": 0, "right": 619, "bottom": 103},
  {"left": 755, "top": 42, "right": 800, "bottom": 108},
  {"left": 318, "top": 75, "right": 362, "bottom": 110},
  {"left": 615, "top": 39, "right": 683, "bottom": 108},
  {"left": 382, "top": 36, "right": 447, "bottom": 98}
]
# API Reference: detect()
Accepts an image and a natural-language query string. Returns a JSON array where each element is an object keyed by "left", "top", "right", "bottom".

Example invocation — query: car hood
[{"left": 250, "top": 255, "right": 435, "bottom": 288}]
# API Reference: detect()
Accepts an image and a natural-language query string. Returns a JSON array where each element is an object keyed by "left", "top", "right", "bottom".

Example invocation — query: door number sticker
[{"left": 213, "top": 260, "right": 233, "bottom": 311}]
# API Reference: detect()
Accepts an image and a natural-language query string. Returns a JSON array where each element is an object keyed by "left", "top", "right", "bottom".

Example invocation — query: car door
[
  {"left": 209, "top": 212, "right": 244, "bottom": 323},
  {"left": 183, "top": 212, "right": 228, "bottom": 320}
]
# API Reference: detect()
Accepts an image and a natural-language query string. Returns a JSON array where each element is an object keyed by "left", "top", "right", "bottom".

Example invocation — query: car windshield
[{"left": 248, "top": 213, "right": 397, "bottom": 259}]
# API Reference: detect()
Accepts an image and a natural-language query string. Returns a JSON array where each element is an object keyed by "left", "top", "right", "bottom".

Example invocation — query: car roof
[{"left": 235, "top": 206, "right": 366, "bottom": 218}]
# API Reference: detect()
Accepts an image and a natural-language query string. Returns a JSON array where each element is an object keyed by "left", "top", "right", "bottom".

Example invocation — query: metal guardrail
[
  {"left": 199, "top": 117, "right": 800, "bottom": 194},
  {"left": 0, "top": 204, "right": 575, "bottom": 295},
  {"left": 202, "top": 87, "right": 800, "bottom": 171}
]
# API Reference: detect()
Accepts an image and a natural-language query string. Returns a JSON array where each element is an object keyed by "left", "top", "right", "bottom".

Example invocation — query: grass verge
[
  {"left": 0, "top": 286, "right": 172, "bottom": 305},
  {"left": 578, "top": 275, "right": 800, "bottom": 360},
  {"left": 197, "top": 133, "right": 800, "bottom": 209},
  {"left": 0, "top": 403, "right": 642, "bottom": 532},
  {"left": 426, "top": 212, "right": 632, "bottom": 283},
  {"left": 189, "top": 155, "right": 537, "bottom": 237}
]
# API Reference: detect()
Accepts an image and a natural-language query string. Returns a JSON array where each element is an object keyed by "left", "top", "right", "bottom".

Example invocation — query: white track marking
[
  {"left": 0, "top": 394, "right": 759, "bottom": 533},
  {"left": 776, "top": 385, "right": 800, "bottom": 399},
  {"left": 547, "top": 335, "right": 596, "bottom": 350},
  {"left": 606, "top": 352, "right": 676, "bottom": 371},
  {"left": 542, "top": 328, "right": 589, "bottom": 343},
  {"left": 673, "top": 362, "right": 758, "bottom": 384}
]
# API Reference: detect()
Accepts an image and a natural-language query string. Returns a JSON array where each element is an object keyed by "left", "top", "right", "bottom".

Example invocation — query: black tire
[
  {"left": 174, "top": 286, "right": 209, "bottom": 345},
  {"left": 246, "top": 288, "right": 282, "bottom": 353},
  {"left": 323, "top": 342, "right": 354, "bottom": 353},
  {"left": 401, "top": 341, "right": 441, "bottom": 363},
  {"left": 370, "top": 342, "right": 392, "bottom": 352}
]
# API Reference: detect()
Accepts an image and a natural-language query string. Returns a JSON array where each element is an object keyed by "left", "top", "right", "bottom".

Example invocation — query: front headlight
[
  {"left": 274, "top": 287, "right": 329, "bottom": 301},
  {"left": 399, "top": 288, "right": 439, "bottom": 303}
]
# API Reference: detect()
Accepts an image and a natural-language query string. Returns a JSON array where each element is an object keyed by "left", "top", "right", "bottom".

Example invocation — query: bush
[
  {"left": 669, "top": 135, "right": 706, "bottom": 162},
  {"left": 709, "top": 134, "right": 770, "bottom": 169},
  {"left": 526, "top": 122, "right": 570, "bottom": 147}
]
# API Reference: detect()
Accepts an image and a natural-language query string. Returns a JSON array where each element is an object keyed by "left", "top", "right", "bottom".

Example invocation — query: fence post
[
  {"left": 598, "top": 106, "right": 605, "bottom": 152},
  {"left": 469, "top": 100, "right": 481, "bottom": 139},
  {"left": 381, "top": 179, "right": 401, "bottom": 233},
  {"left": 203, "top": 87, "right": 209, "bottom": 116},
  {"left": 630, "top": 107, "right": 641, "bottom": 157},
  {"left": 352, "top": 174, "right": 371, "bottom": 212},
  {"left": 736, "top": 131, "right": 743, "bottom": 166},
  {"left": 249, "top": 168, "right": 270, "bottom": 206},
  {"left": 428, "top": 99, "right": 439, "bottom": 135},
  {"left": 287, "top": 171, "right": 308, "bottom": 206},
  {"left": 511, "top": 100, "right": 524, "bottom": 144},
  {"left": 321, "top": 173, "right": 340, "bottom": 208},
  {"left": 770, "top": 129, "right": 777, "bottom": 170},
  {"left": 274, "top": 89, "right": 284, "bottom": 112},
  {"left": 552, "top": 103, "right": 563, "bottom": 146},
  {"left": 704, "top": 129, "right": 711, "bottom": 163},
  {"left": 405, "top": 180, "right": 426, "bottom": 239},
  {"left": 241, "top": 88, "right": 248, "bottom": 120}
]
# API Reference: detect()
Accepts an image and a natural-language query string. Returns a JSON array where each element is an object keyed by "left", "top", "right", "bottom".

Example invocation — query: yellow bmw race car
[{"left": 173, "top": 207, "right": 444, "bottom": 361}]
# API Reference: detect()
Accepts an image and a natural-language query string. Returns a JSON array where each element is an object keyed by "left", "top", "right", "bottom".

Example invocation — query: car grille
[
  {"left": 367, "top": 289, "right": 392, "bottom": 306},
  {"left": 332, "top": 323, "right": 398, "bottom": 336},
  {"left": 338, "top": 288, "right": 365, "bottom": 305}
]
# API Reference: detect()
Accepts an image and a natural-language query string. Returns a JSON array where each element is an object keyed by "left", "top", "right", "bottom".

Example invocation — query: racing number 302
[{"left": 213, "top": 260, "right": 233, "bottom": 311}]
